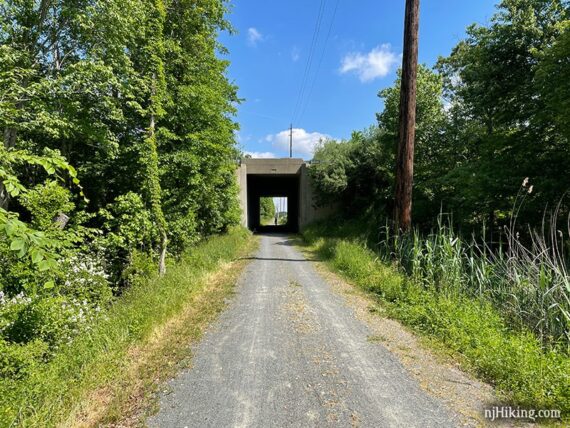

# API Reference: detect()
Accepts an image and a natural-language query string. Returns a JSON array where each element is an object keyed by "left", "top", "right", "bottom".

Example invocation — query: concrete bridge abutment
[{"left": 235, "top": 158, "right": 335, "bottom": 233}]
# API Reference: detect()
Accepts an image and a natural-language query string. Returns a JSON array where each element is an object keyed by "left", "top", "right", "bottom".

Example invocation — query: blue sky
[{"left": 219, "top": 0, "right": 498, "bottom": 160}]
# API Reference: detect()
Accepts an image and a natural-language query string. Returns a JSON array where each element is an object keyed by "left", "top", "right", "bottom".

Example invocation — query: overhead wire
[
  {"left": 291, "top": 0, "right": 326, "bottom": 125},
  {"left": 240, "top": 109, "right": 288, "bottom": 122},
  {"left": 297, "top": 0, "right": 340, "bottom": 124}
]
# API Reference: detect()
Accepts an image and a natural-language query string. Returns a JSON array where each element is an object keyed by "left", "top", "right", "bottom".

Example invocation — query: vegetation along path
[{"left": 149, "top": 234, "right": 462, "bottom": 427}]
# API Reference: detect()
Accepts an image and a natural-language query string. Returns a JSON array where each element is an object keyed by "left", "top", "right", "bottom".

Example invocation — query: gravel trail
[{"left": 149, "top": 234, "right": 458, "bottom": 428}]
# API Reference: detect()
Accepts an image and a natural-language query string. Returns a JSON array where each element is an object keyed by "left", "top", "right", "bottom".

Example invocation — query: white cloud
[
  {"left": 247, "top": 27, "right": 263, "bottom": 46},
  {"left": 340, "top": 44, "right": 399, "bottom": 82},
  {"left": 265, "top": 128, "right": 331, "bottom": 158},
  {"left": 291, "top": 46, "right": 300, "bottom": 62},
  {"left": 235, "top": 131, "right": 253, "bottom": 144},
  {"left": 245, "top": 151, "right": 276, "bottom": 159}
]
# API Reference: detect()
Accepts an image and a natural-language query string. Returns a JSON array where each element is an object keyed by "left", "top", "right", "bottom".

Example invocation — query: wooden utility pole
[
  {"left": 289, "top": 123, "right": 293, "bottom": 158},
  {"left": 394, "top": 0, "right": 420, "bottom": 232}
]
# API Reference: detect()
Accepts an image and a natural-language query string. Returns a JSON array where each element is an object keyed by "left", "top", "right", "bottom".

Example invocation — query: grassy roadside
[
  {"left": 300, "top": 224, "right": 569, "bottom": 422},
  {"left": 0, "top": 227, "right": 256, "bottom": 427}
]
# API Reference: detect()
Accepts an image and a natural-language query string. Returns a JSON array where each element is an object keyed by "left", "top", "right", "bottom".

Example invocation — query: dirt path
[{"left": 149, "top": 234, "right": 461, "bottom": 427}]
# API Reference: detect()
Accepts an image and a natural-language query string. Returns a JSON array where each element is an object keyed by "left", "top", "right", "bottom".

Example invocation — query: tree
[
  {"left": 536, "top": 20, "right": 570, "bottom": 140},
  {"left": 312, "top": 0, "right": 569, "bottom": 237},
  {"left": 139, "top": 0, "right": 169, "bottom": 275},
  {"left": 0, "top": 0, "right": 242, "bottom": 278},
  {"left": 0, "top": 1, "right": 244, "bottom": 399},
  {"left": 437, "top": 0, "right": 570, "bottom": 226},
  {"left": 310, "top": 128, "right": 394, "bottom": 223},
  {"left": 158, "top": 0, "right": 240, "bottom": 249},
  {"left": 260, "top": 197, "right": 275, "bottom": 223}
]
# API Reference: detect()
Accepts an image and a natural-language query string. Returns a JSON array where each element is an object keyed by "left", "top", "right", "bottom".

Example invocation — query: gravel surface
[{"left": 149, "top": 234, "right": 459, "bottom": 428}]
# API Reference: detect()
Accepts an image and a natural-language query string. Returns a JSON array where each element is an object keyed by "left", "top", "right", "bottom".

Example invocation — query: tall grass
[{"left": 374, "top": 194, "right": 570, "bottom": 348}]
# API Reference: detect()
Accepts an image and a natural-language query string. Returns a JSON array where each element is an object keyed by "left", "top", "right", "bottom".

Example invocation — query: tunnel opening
[
  {"left": 247, "top": 174, "right": 299, "bottom": 233},
  {"left": 259, "top": 196, "right": 288, "bottom": 227}
]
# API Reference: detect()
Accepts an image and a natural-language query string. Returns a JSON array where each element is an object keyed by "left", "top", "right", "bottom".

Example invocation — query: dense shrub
[
  {"left": 56, "top": 252, "right": 113, "bottom": 305},
  {"left": 20, "top": 181, "right": 75, "bottom": 230},
  {"left": 0, "top": 338, "right": 48, "bottom": 380},
  {"left": 0, "top": 238, "right": 113, "bottom": 376},
  {"left": 97, "top": 192, "right": 156, "bottom": 281},
  {"left": 166, "top": 213, "right": 200, "bottom": 255},
  {"left": 120, "top": 249, "right": 157, "bottom": 289},
  {"left": 4, "top": 297, "right": 95, "bottom": 349},
  {"left": 0, "top": 240, "right": 48, "bottom": 296}
]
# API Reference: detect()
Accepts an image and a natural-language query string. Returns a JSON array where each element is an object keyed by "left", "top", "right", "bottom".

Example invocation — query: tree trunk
[
  {"left": 1, "top": 128, "right": 17, "bottom": 209},
  {"left": 158, "top": 232, "right": 167, "bottom": 275},
  {"left": 394, "top": 0, "right": 420, "bottom": 232},
  {"left": 53, "top": 212, "right": 70, "bottom": 229},
  {"left": 148, "top": 108, "right": 168, "bottom": 276},
  {"left": 142, "top": 3, "right": 168, "bottom": 275}
]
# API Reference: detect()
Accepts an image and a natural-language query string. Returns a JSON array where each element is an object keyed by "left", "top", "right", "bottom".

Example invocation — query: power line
[
  {"left": 240, "top": 109, "right": 287, "bottom": 122},
  {"left": 289, "top": 123, "right": 293, "bottom": 158},
  {"left": 298, "top": 0, "right": 340, "bottom": 124},
  {"left": 291, "top": 0, "right": 326, "bottom": 125}
]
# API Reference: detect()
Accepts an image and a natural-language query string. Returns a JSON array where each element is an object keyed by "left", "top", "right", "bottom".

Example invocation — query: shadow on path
[{"left": 239, "top": 256, "right": 316, "bottom": 262}]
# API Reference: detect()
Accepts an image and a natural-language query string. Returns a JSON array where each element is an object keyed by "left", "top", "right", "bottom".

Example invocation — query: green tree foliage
[
  {"left": 311, "top": 129, "right": 392, "bottom": 222},
  {"left": 260, "top": 197, "right": 276, "bottom": 222},
  {"left": 536, "top": 20, "right": 570, "bottom": 140},
  {"left": 311, "top": 65, "right": 447, "bottom": 226},
  {"left": 139, "top": 0, "right": 169, "bottom": 274},
  {"left": 436, "top": 0, "right": 570, "bottom": 226},
  {"left": 158, "top": 0, "right": 240, "bottom": 250},
  {"left": 0, "top": 0, "right": 239, "bottom": 268},
  {"left": 377, "top": 65, "right": 449, "bottom": 224},
  {"left": 0, "top": 0, "right": 241, "bottom": 383},
  {"left": 312, "top": 0, "right": 570, "bottom": 233}
]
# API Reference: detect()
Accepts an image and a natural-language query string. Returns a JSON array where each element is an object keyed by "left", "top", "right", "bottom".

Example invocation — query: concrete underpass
[{"left": 236, "top": 158, "right": 335, "bottom": 233}]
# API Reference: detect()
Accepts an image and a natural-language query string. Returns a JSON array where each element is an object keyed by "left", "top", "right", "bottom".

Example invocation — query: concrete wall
[
  {"left": 242, "top": 157, "right": 304, "bottom": 175},
  {"left": 236, "top": 158, "right": 336, "bottom": 231},
  {"left": 235, "top": 163, "right": 248, "bottom": 227},
  {"left": 298, "top": 164, "right": 337, "bottom": 230}
]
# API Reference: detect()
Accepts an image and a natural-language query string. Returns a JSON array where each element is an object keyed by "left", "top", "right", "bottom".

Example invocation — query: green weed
[{"left": 0, "top": 227, "right": 253, "bottom": 427}]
